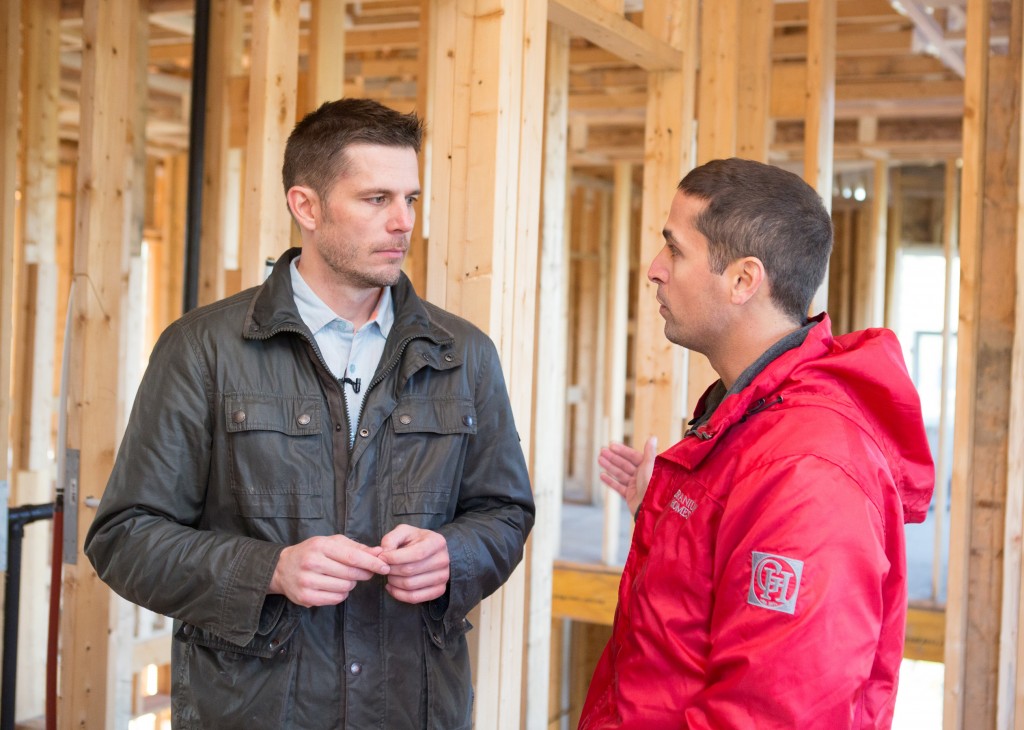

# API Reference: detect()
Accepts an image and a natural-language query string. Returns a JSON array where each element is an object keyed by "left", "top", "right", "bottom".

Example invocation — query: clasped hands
[{"left": 269, "top": 524, "right": 449, "bottom": 608}]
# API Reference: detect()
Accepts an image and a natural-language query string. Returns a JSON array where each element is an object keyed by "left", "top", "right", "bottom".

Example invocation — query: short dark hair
[
  {"left": 282, "top": 98, "right": 424, "bottom": 200},
  {"left": 677, "top": 158, "right": 833, "bottom": 322}
]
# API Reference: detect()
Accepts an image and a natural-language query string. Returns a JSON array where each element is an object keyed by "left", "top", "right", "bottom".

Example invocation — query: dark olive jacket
[{"left": 85, "top": 249, "right": 535, "bottom": 729}]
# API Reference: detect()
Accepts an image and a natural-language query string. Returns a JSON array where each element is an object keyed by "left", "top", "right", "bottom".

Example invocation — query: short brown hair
[
  {"left": 282, "top": 98, "right": 424, "bottom": 200},
  {"left": 678, "top": 158, "right": 833, "bottom": 322}
]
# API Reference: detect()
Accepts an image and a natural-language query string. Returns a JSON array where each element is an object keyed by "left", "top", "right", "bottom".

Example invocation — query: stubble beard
[{"left": 316, "top": 234, "right": 407, "bottom": 289}]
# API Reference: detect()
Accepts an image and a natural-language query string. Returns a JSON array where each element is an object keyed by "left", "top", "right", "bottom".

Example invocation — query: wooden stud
[
  {"left": 697, "top": 0, "right": 740, "bottom": 161},
  {"left": 197, "top": 0, "right": 237, "bottom": 306},
  {"left": 736, "top": 0, "right": 773, "bottom": 162},
  {"left": 402, "top": 0, "right": 431, "bottom": 294},
  {"left": 805, "top": 0, "right": 837, "bottom": 314},
  {"left": 0, "top": 0, "right": 20, "bottom": 519},
  {"left": 17, "top": 0, "right": 60, "bottom": 473},
  {"left": 852, "top": 160, "right": 887, "bottom": 330},
  {"left": 426, "top": 0, "right": 547, "bottom": 726},
  {"left": 601, "top": 161, "right": 632, "bottom": 564},
  {"left": 59, "top": 0, "right": 141, "bottom": 724},
  {"left": 239, "top": 0, "right": 299, "bottom": 289},
  {"left": 308, "top": 0, "right": 347, "bottom": 109},
  {"left": 631, "top": 0, "right": 696, "bottom": 448},
  {"left": 998, "top": 2, "right": 1024, "bottom": 726},
  {"left": 945, "top": 0, "right": 1021, "bottom": 724},
  {"left": 945, "top": 2, "right": 987, "bottom": 711},
  {"left": 1010, "top": 4, "right": 1024, "bottom": 722},
  {"left": 526, "top": 23, "right": 570, "bottom": 730},
  {"left": 933, "top": 160, "right": 958, "bottom": 604}
]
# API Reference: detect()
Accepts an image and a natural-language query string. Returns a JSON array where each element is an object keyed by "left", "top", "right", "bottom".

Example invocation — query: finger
[
  {"left": 290, "top": 587, "right": 353, "bottom": 608},
  {"left": 385, "top": 580, "right": 448, "bottom": 605},
  {"left": 383, "top": 538, "right": 448, "bottom": 568},
  {"left": 638, "top": 435, "right": 658, "bottom": 492},
  {"left": 598, "top": 457, "right": 635, "bottom": 486},
  {"left": 599, "top": 472, "right": 628, "bottom": 499},
  {"left": 380, "top": 524, "right": 417, "bottom": 551},
  {"left": 387, "top": 567, "right": 450, "bottom": 591},
  {"left": 386, "top": 549, "right": 449, "bottom": 577},
  {"left": 322, "top": 537, "right": 391, "bottom": 574},
  {"left": 606, "top": 441, "right": 644, "bottom": 465}
]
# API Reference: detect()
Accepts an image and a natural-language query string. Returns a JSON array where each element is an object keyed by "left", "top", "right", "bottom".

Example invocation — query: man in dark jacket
[{"left": 85, "top": 98, "right": 535, "bottom": 729}]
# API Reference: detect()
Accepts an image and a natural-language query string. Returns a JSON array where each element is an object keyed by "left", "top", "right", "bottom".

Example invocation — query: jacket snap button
[
  {"left": 297, "top": 413, "right": 311, "bottom": 426},
  {"left": 399, "top": 414, "right": 412, "bottom": 425},
  {"left": 444, "top": 353, "right": 454, "bottom": 362},
  {"left": 232, "top": 410, "right": 246, "bottom": 424},
  {"left": 359, "top": 428, "right": 369, "bottom": 438},
  {"left": 349, "top": 662, "right": 362, "bottom": 676},
  {"left": 269, "top": 639, "right": 279, "bottom": 649},
  {"left": 182, "top": 624, "right": 195, "bottom": 637},
  {"left": 463, "top": 415, "right": 475, "bottom": 427}
]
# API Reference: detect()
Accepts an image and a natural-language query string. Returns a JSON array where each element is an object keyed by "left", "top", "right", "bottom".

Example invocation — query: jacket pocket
[
  {"left": 225, "top": 393, "right": 324, "bottom": 519},
  {"left": 173, "top": 596, "right": 301, "bottom": 728},
  {"left": 390, "top": 396, "right": 476, "bottom": 519},
  {"left": 421, "top": 612, "right": 473, "bottom": 730}
]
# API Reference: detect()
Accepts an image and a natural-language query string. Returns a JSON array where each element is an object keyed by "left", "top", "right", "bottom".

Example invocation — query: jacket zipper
[{"left": 349, "top": 333, "right": 455, "bottom": 448}]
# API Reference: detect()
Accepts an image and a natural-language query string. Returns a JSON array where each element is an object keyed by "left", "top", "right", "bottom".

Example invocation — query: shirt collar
[{"left": 290, "top": 255, "right": 394, "bottom": 337}]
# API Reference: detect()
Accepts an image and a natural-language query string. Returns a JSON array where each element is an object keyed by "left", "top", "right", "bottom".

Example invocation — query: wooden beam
[
  {"left": 851, "top": 160, "right": 887, "bottom": 330},
  {"left": 601, "top": 161, "right": 632, "bottom": 565},
  {"left": 946, "top": 0, "right": 1023, "bottom": 725},
  {"left": 59, "top": 0, "right": 139, "bottom": 724},
  {"left": 805, "top": 0, "right": 836, "bottom": 314},
  {"left": 0, "top": 0, "right": 19, "bottom": 585},
  {"left": 239, "top": 0, "right": 299, "bottom": 289},
  {"left": 736, "top": 0, "right": 773, "bottom": 162},
  {"left": 14, "top": 0, "right": 61, "bottom": 715},
  {"left": 401, "top": 0, "right": 429, "bottom": 294},
  {"left": 526, "top": 24, "right": 570, "bottom": 730},
  {"left": 897, "top": 0, "right": 966, "bottom": 77},
  {"left": 197, "top": 0, "right": 236, "bottom": 306},
  {"left": 772, "top": 28, "right": 915, "bottom": 59},
  {"left": 551, "top": 562, "right": 621, "bottom": 625},
  {"left": 774, "top": 0, "right": 898, "bottom": 25},
  {"left": 426, "top": 0, "right": 547, "bottom": 726},
  {"left": 307, "top": 0, "right": 346, "bottom": 109},
  {"left": 547, "top": 0, "right": 683, "bottom": 72},
  {"left": 631, "top": 0, "right": 695, "bottom": 448},
  {"left": 697, "top": 0, "right": 739, "bottom": 160}
]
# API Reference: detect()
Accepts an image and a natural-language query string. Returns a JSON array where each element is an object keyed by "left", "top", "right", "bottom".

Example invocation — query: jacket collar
[
  {"left": 242, "top": 247, "right": 454, "bottom": 354},
  {"left": 663, "top": 313, "right": 832, "bottom": 469}
]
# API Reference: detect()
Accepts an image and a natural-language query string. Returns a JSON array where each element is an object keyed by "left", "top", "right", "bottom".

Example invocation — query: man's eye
[
  {"left": 406, "top": 196, "right": 418, "bottom": 205},
  {"left": 369, "top": 196, "right": 386, "bottom": 204}
]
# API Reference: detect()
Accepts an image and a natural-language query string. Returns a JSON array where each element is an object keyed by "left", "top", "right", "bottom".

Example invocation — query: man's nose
[
  {"left": 389, "top": 201, "right": 415, "bottom": 233},
  {"left": 648, "top": 249, "right": 667, "bottom": 283}
]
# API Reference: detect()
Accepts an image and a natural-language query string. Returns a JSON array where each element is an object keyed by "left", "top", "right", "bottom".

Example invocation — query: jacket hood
[{"left": 675, "top": 314, "right": 935, "bottom": 524}]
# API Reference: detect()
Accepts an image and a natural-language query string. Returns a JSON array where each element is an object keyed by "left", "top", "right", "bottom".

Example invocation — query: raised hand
[{"left": 598, "top": 435, "right": 658, "bottom": 516}]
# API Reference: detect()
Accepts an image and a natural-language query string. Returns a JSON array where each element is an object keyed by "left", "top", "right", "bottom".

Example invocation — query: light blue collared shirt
[{"left": 290, "top": 257, "right": 394, "bottom": 444}]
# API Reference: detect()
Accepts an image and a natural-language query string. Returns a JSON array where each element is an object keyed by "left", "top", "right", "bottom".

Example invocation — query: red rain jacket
[{"left": 580, "top": 315, "right": 935, "bottom": 729}]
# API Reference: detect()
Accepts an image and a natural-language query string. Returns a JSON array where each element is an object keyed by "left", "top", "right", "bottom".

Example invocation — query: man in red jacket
[{"left": 580, "top": 158, "right": 934, "bottom": 729}]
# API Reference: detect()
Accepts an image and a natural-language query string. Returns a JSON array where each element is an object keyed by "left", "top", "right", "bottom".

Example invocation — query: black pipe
[
  {"left": 2, "top": 503, "right": 56, "bottom": 730},
  {"left": 183, "top": 0, "right": 212, "bottom": 313}
]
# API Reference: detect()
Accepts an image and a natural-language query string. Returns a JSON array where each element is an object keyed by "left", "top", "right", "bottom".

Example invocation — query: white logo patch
[
  {"left": 748, "top": 551, "right": 803, "bottom": 615},
  {"left": 669, "top": 489, "right": 699, "bottom": 520}
]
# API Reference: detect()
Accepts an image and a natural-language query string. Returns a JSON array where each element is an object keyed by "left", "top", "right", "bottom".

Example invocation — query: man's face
[
  {"left": 312, "top": 143, "right": 420, "bottom": 290},
  {"left": 647, "top": 191, "right": 731, "bottom": 353}
]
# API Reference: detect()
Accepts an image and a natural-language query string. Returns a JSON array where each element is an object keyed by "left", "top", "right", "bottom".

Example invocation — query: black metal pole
[
  {"left": 2, "top": 503, "right": 55, "bottom": 730},
  {"left": 183, "top": 0, "right": 212, "bottom": 314}
]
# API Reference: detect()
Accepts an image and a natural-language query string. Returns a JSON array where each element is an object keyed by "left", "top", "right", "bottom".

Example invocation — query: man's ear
[
  {"left": 727, "top": 256, "right": 766, "bottom": 305},
  {"left": 286, "top": 186, "right": 320, "bottom": 233}
]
